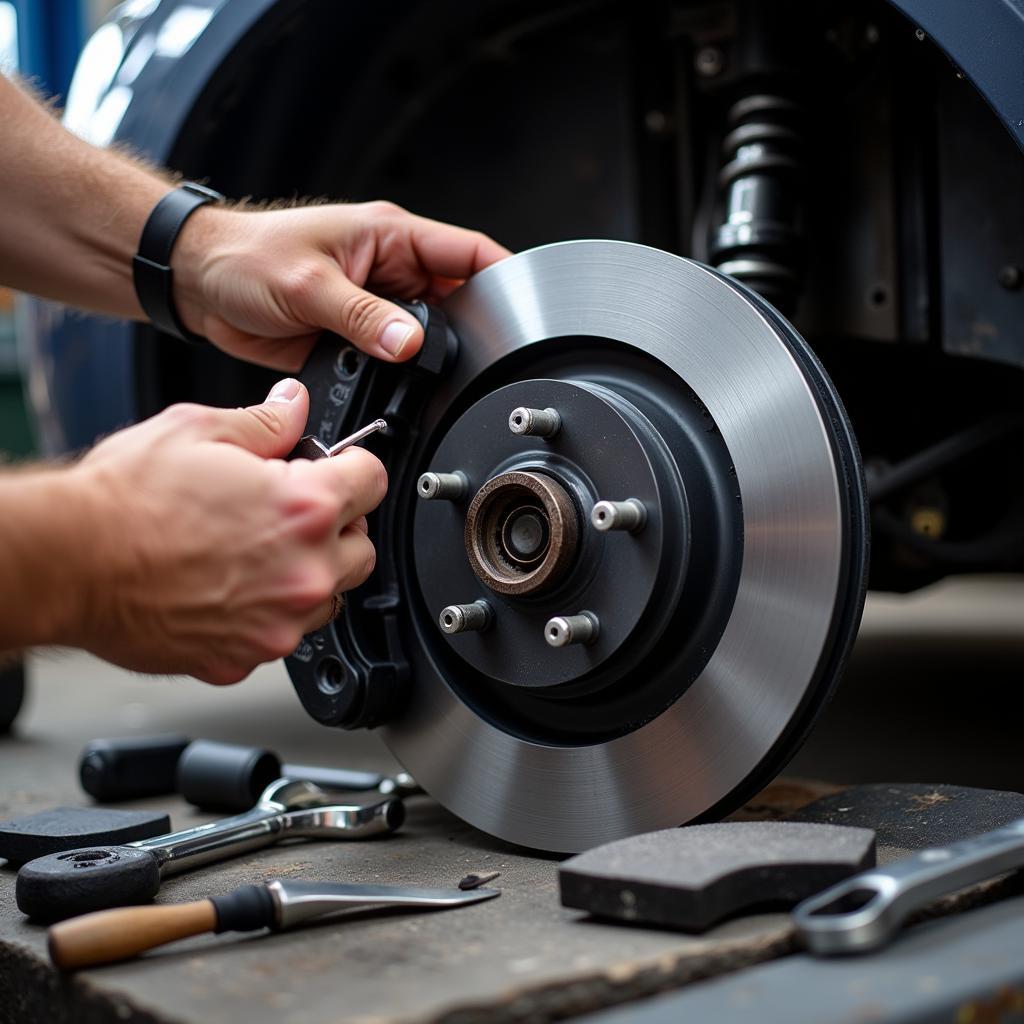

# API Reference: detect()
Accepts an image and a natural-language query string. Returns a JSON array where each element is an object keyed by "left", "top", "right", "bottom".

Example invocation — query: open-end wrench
[
  {"left": 793, "top": 817, "right": 1024, "bottom": 954},
  {"left": 16, "top": 779, "right": 403, "bottom": 922}
]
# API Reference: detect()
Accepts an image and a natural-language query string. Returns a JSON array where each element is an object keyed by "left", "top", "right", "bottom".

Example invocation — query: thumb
[
  {"left": 324, "top": 278, "right": 424, "bottom": 363},
  {"left": 207, "top": 378, "right": 310, "bottom": 458}
]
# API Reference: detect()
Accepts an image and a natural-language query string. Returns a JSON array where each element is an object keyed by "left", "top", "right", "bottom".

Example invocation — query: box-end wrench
[
  {"left": 793, "top": 817, "right": 1024, "bottom": 954},
  {"left": 16, "top": 779, "right": 403, "bottom": 922}
]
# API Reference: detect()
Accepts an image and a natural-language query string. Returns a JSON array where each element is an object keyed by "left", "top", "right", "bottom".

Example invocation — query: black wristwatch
[{"left": 132, "top": 181, "right": 224, "bottom": 344}]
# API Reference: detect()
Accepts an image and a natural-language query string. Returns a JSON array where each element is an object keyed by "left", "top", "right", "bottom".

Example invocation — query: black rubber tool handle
[
  {"left": 76, "top": 734, "right": 403, "bottom": 811},
  {"left": 79, "top": 734, "right": 190, "bottom": 802},
  {"left": 280, "top": 763, "right": 390, "bottom": 793},
  {"left": 17, "top": 846, "right": 160, "bottom": 923}
]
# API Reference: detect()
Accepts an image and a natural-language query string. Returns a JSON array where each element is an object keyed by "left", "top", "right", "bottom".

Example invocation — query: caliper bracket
[{"left": 285, "top": 301, "right": 457, "bottom": 729}]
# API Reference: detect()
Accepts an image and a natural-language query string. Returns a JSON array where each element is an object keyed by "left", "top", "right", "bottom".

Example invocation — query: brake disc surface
[{"left": 291, "top": 240, "right": 867, "bottom": 854}]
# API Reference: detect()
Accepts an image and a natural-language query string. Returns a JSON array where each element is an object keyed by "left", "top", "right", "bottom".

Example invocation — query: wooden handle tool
[
  {"left": 48, "top": 878, "right": 499, "bottom": 970},
  {"left": 49, "top": 900, "right": 217, "bottom": 970}
]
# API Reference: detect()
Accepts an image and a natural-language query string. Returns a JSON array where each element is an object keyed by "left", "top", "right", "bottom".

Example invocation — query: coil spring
[{"left": 709, "top": 95, "right": 804, "bottom": 315}]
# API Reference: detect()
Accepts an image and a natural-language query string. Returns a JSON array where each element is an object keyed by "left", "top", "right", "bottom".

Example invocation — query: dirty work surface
[
  {"left": 2, "top": 576, "right": 1022, "bottom": 1024},
  {"left": 0, "top": 654, "right": 801, "bottom": 1024}
]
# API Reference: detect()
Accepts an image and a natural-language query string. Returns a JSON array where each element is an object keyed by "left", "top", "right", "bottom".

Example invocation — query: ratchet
[{"left": 793, "top": 816, "right": 1024, "bottom": 955}]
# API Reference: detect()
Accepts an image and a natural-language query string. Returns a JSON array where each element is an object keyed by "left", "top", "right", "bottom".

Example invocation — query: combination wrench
[
  {"left": 17, "top": 779, "right": 403, "bottom": 921},
  {"left": 794, "top": 817, "right": 1024, "bottom": 954}
]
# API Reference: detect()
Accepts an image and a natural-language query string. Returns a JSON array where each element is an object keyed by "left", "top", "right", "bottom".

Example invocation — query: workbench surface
[{"left": 2, "top": 577, "right": 1022, "bottom": 1024}]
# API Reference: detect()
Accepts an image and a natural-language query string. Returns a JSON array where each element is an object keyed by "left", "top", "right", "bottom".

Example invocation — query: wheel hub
[{"left": 412, "top": 376, "right": 714, "bottom": 694}]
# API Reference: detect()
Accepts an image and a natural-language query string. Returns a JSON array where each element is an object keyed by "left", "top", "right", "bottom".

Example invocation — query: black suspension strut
[{"left": 709, "top": 93, "right": 804, "bottom": 316}]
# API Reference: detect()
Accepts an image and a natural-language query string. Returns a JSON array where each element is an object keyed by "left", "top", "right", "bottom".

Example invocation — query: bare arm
[
  {"left": 0, "top": 73, "right": 167, "bottom": 319},
  {"left": 0, "top": 382, "right": 384, "bottom": 684},
  {"left": 0, "top": 74, "right": 509, "bottom": 682},
  {"left": 0, "top": 73, "right": 509, "bottom": 369},
  {"left": 0, "top": 467, "right": 95, "bottom": 651}
]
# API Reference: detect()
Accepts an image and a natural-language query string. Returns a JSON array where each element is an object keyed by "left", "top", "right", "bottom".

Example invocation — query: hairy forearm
[
  {"left": 0, "top": 73, "right": 172, "bottom": 317},
  {"left": 0, "top": 467, "right": 98, "bottom": 651}
]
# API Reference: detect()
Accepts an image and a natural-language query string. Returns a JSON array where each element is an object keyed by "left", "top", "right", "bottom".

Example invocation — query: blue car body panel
[
  {"left": 21, "top": 0, "right": 278, "bottom": 452},
  {"left": 890, "top": 0, "right": 1024, "bottom": 154}
]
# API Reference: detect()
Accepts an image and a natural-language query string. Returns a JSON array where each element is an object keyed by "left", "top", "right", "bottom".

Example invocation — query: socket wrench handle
[
  {"left": 794, "top": 817, "right": 1024, "bottom": 954},
  {"left": 134, "top": 779, "right": 403, "bottom": 878},
  {"left": 281, "top": 764, "right": 422, "bottom": 799}
]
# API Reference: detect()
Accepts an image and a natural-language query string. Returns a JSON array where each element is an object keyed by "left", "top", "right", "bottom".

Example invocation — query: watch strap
[{"left": 133, "top": 182, "right": 223, "bottom": 344}]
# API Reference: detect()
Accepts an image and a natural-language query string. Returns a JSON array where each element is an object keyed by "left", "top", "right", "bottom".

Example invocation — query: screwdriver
[
  {"left": 48, "top": 878, "right": 498, "bottom": 970},
  {"left": 290, "top": 418, "right": 387, "bottom": 461}
]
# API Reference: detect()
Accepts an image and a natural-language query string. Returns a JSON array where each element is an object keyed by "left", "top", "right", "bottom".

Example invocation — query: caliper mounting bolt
[
  {"left": 439, "top": 600, "right": 493, "bottom": 635},
  {"left": 591, "top": 498, "right": 647, "bottom": 533},
  {"left": 545, "top": 612, "right": 600, "bottom": 648},
  {"left": 508, "top": 407, "right": 561, "bottom": 438},
  {"left": 418, "top": 471, "right": 468, "bottom": 501}
]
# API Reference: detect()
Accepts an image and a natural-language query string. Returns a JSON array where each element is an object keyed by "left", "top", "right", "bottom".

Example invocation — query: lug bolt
[
  {"left": 545, "top": 612, "right": 599, "bottom": 648},
  {"left": 418, "top": 471, "right": 468, "bottom": 501},
  {"left": 509, "top": 407, "right": 561, "bottom": 438},
  {"left": 439, "top": 600, "right": 493, "bottom": 635},
  {"left": 591, "top": 499, "right": 647, "bottom": 533}
]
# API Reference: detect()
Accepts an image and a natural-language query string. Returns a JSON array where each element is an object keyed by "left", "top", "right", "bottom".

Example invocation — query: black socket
[
  {"left": 79, "top": 734, "right": 191, "bottom": 802},
  {"left": 176, "top": 740, "right": 282, "bottom": 812}
]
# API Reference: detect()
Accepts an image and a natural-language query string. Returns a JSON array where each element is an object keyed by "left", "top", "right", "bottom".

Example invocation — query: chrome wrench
[
  {"left": 793, "top": 817, "right": 1024, "bottom": 954},
  {"left": 141, "top": 778, "right": 402, "bottom": 877},
  {"left": 17, "top": 779, "right": 403, "bottom": 921}
]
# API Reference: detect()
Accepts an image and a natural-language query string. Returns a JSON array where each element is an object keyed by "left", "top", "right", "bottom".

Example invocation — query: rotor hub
[{"left": 412, "top": 377, "right": 721, "bottom": 696}]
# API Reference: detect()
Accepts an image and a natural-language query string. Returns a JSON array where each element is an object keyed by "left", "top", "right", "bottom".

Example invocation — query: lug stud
[
  {"left": 591, "top": 498, "right": 647, "bottom": 533},
  {"left": 545, "top": 612, "right": 599, "bottom": 648},
  {"left": 439, "top": 600, "right": 493, "bottom": 635},
  {"left": 418, "top": 471, "right": 468, "bottom": 501},
  {"left": 509, "top": 407, "right": 561, "bottom": 438}
]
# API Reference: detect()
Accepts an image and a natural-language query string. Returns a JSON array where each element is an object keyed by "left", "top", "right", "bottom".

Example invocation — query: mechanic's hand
[
  {"left": 68, "top": 379, "right": 385, "bottom": 684},
  {"left": 171, "top": 200, "right": 511, "bottom": 371}
]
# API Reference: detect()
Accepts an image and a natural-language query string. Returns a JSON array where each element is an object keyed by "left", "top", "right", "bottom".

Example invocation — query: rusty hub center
[{"left": 464, "top": 471, "right": 578, "bottom": 596}]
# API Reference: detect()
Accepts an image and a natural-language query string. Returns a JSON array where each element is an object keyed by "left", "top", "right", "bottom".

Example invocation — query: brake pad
[
  {"left": 559, "top": 821, "right": 876, "bottom": 931},
  {"left": 0, "top": 807, "right": 170, "bottom": 865},
  {"left": 789, "top": 783, "right": 1024, "bottom": 856}
]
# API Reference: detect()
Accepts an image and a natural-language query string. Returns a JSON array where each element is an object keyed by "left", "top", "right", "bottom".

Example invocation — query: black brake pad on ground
[
  {"left": 788, "top": 783, "right": 1024, "bottom": 856},
  {"left": 559, "top": 821, "right": 876, "bottom": 932},
  {"left": 0, "top": 807, "right": 170, "bottom": 865}
]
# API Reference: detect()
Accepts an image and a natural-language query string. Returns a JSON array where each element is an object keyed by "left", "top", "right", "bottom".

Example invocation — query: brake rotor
[{"left": 288, "top": 240, "right": 867, "bottom": 853}]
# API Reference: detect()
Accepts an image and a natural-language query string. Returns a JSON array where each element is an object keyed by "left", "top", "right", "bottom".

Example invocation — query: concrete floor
[
  {"left": 0, "top": 575, "right": 1021, "bottom": 1022},
  {"left": 790, "top": 575, "right": 1024, "bottom": 789}
]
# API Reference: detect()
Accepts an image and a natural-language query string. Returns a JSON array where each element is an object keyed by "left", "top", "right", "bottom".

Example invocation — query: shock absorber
[{"left": 709, "top": 94, "right": 804, "bottom": 316}]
